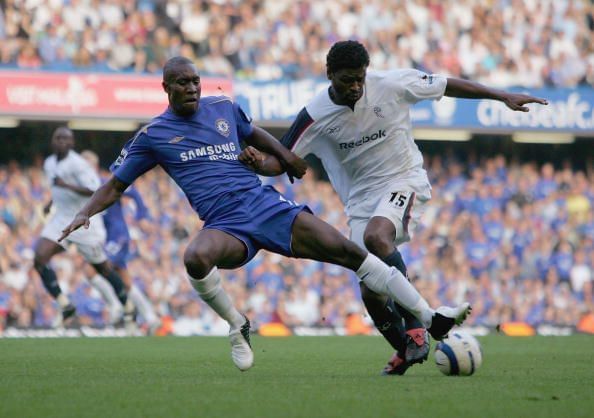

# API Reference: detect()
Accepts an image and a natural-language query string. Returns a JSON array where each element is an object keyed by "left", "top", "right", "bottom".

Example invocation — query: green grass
[{"left": 0, "top": 335, "right": 593, "bottom": 418}]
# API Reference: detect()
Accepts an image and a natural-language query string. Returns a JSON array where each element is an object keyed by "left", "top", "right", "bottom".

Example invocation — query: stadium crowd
[
  {"left": 0, "top": 153, "right": 592, "bottom": 334},
  {"left": 0, "top": 0, "right": 593, "bottom": 87}
]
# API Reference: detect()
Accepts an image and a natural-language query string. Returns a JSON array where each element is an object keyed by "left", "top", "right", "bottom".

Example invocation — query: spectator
[{"left": 0, "top": 0, "right": 590, "bottom": 87}]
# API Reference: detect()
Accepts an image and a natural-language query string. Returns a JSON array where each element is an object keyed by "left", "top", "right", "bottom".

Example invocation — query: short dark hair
[
  {"left": 326, "top": 41, "right": 370, "bottom": 73},
  {"left": 163, "top": 56, "right": 195, "bottom": 83}
]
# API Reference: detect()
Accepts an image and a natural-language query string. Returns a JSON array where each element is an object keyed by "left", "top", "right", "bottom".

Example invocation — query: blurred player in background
[
  {"left": 33, "top": 127, "right": 131, "bottom": 326},
  {"left": 241, "top": 40, "right": 548, "bottom": 375},
  {"left": 81, "top": 150, "right": 160, "bottom": 334},
  {"left": 60, "top": 56, "right": 470, "bottom": 372}
]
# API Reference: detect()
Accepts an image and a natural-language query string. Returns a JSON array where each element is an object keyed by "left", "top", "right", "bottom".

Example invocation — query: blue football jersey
[
  {"left": 103, "top": 179, "right": 149, "bottom": 242},
  {"left": 111, "top": 96, "right": 261, "bottom": 222}
]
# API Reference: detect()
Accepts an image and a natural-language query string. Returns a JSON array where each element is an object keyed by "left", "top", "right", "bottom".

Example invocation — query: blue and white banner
[
  {"left": 234, "top": 80, "right": 594, "bottom": 133},
  {"left": 234, "top": 79, "right": 328, "bottom": 122}
]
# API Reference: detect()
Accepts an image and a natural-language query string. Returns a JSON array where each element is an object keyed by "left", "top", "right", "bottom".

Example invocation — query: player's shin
[
  {"left": 103, "top": 269, "right": 129, "bottom": 306},
  {"left": 36, "top": 265, "right": 65, "bottom": 300},
  {"left": 383, "top": 250, "right": 424, "bottom": 331},
  {"left": 360, "top": 285, "right": 406, "bottom": 353},
  {"left": 89, "top": 274, "right": 123, "bottom": 322},
  {"left": 189, "top": 267, "right": 244, "bottom": 328},
  {"left": 190, "top": 267, "right": 253, "bottom": 371},
  {"left": 129, "top": 285, "right": 159, "bottom": 326},
  {"left": 356, "top": 253, "right": 434, "bottom": 327}
]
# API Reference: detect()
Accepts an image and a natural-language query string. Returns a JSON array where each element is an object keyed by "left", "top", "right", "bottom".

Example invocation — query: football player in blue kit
[
  {"left": 59, "top": 57, "right": 470, "bottom": 372},
  {"left": 81, "top": 150, "right": 160, "bottom": 333}
]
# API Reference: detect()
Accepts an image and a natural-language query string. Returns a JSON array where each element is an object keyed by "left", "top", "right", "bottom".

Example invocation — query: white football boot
[
  {"left": 229, "top": 316, "right": 254, "bottom": 371},
  {"left": 427, "top": 303, "right": 472, "bottom": 340}
]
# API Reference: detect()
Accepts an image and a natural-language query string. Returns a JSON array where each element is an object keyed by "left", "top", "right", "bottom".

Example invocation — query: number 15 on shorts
[{"left": 389, "top": 191, "right": 411, "bottom": 207}]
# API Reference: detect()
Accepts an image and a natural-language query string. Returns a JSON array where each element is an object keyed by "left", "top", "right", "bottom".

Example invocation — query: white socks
[
  {"left": 90, "top": 274, "right": 122, "bottom": 309},
  {"left": 130, "top": 286, "right": 159, "bottom": 325},
  {"left": 57, "top": 293, "right": 71, "bottom": 309},
  {"left": 189, "top": 267, "right": 244, "bottom": 329},
  {"left": 356, "top": 253, "right": 434, "bottom": 327},
  {"left": 91, "top": 274, "right": 159, "bottom": 326}
]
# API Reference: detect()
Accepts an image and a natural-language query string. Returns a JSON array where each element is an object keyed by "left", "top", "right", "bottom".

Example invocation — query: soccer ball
[{"left": 434, "top": 330, "right": 483, "bottom": 376}]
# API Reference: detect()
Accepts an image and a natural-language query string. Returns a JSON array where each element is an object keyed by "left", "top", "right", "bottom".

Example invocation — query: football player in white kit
[
  {"left": 240, "top": 41, "right": 547, "bottom": 375},
  {"left": 34, "top": 127, "right": 131, "bottom": 325}
]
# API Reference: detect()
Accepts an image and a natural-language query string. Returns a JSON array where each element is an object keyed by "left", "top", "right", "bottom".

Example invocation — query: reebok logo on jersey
[
  {"left": 326, "top": 126, "right": 340, "bottom": 135},
  {"left": 338, "top": 129, "right": 386, "bottom": 150},
  {"left": 169, "top": 136, "right": 185, "bottom": 144}
]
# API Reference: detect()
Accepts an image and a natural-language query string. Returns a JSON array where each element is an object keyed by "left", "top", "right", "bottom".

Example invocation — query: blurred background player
[
  {"left": 81, "top": 150, "right": 160, "bottom": 334},
  {"left": 33, "top": 126, "right": 130, "bottom": 326},
  {"left": 60, "top": 57, "right": 471, "bottom": 371},
  {"left": 242, "top": 40, "right": 547, "bottom": 375}
]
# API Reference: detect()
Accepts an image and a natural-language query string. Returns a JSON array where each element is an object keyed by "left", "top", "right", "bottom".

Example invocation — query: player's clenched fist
[
  {"left": 238, "top": 146, "right": 264, "bottom": 171},
  {"left": 281, "top": 153, "right": 307, "bottom": 181},
  {"left": 58, "top": 213, "right": 91, "bottom": 242}
]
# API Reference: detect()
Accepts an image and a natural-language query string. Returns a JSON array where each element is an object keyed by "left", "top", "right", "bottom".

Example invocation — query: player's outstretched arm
[
  {"left": 444, "top": 78, "right": 548, "bottom": 111},
  {"left": 58, "top": 175, "right": 128, "bottom": 242},
  {"left": 243, "top": 126, "right": 307, "bottom": 182}
]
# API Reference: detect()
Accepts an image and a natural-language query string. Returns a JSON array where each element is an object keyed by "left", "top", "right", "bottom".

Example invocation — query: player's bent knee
[
  {"left": 183, "top": 246, "right": 213, "bottom": 279},
  {"left": 33, "top": 253, "right": 51, "bottom": 270},
  {"left": 363, "top": 230, "right": 393, "bottom": 257}
]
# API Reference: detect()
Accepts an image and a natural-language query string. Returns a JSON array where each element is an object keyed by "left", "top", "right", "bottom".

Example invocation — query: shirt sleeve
[
  {"left": 390, "top": 69, "right": 447, "bottom": 104},
  {"left": 280, "top": 107, "right": 316, "bottom": 158},
  {"left": 110, "top": 130, "right": 157, "bottom": 186},
  {"left": 232, "top": 102, "right": 254, "bottom": 140}
]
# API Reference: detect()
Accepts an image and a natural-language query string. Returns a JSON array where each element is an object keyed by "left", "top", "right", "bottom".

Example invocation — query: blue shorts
[
  {"left": 203, "top": 185, "right": 310, "bottom": 266},
  {"left": 104, "top": 238, "right": 130, "bottom": 269}
]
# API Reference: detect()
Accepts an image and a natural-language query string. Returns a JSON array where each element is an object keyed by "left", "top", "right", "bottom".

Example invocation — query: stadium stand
[
  {"left": 0, "top": 0, "right": 593, "bottom": 87},
  {"left": 0, "top": 0, "right": 592, "bottom": 336},
  {"left": 0, "top": 155, "right": 592, "bottom": 333}
]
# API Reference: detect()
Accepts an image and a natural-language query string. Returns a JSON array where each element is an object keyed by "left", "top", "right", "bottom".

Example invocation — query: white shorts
[
  {"left": 349, "top": 174, "right": 431, "bottom": 249},
  {"left": 41, "top": 214, "right": 107, "bottom": 264}
]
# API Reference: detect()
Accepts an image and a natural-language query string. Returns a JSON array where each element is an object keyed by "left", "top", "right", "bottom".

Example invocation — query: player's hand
[
  {"left": 238, "top": 146, "right": 264, "bottom": 171},
  {"left": 502, "top": 93, "right": 548, "bottom": 112},
  {"left": 53, "top": 176, "right": 69, "bottom": 188},
  {"left": 282, "top": 153, "right": 307, "bottom": 184},
  {"left": 58, "top": 213, "right": 90, "bottom": 242},
  {"left": 43, "top": 201, "right": 52, "bottom": 215}
]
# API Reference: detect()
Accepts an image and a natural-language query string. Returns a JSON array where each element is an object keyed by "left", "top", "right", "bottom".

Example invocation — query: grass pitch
[{"left": 0, "top": 335, "right": 592, "bottom": 418}]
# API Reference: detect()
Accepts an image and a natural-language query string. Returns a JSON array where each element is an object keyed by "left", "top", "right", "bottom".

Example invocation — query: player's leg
[
  {"left": 71, "top": 235, "right": 130, "bottom": 310},
  {"left": 350, "top": 217, "right": 408, "bottom": 371},
  {"left": 116, "top": 265, "right": 161, "bottom": 333},
  {"left": 367, "top": 187, "right": 433, "bottom": 360},
  {"left": 33, "top": 237, "right": 76, "bottom": 320},
  {"left": 364, "top": 215, "right": 429, "bottom": 367},
  {"left": 103, "top": 238, "right": 154, "bottom": 331},
  {"left": 290, "top": 211, "right": 471, "bottom": 339},
  {"left": 91, "top": 260, "right": 129, "bottom": 308},
  {"left": 183, "top": 228, "right": 253, "bottom": 370},
  {"left": 84, "top": 263, "right": 123, "bottom": 325}
]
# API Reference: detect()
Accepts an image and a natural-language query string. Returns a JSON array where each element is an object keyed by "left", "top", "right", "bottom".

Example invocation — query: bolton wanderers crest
[{"left": 215, "top": 118, "right": 231, "bottom": 137}]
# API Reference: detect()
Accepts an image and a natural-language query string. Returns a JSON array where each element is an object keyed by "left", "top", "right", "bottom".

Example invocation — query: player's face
[
  {"left": 51, "top": 128, "right": 74, "bottom": 156},
  {"left": 328, "top": 67, "right": 367, "bottom": 106},
  {"left": 164, "top": 64, "right": 201, "bottom": 116}
]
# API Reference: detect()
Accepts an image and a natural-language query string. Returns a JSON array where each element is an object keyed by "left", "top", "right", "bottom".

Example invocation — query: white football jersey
[
  {"left": 282, "top": 69, "right": 446, "bottom": 218},
  {"left": 43, "top": 150, "right": 101, "bottom": 217}
]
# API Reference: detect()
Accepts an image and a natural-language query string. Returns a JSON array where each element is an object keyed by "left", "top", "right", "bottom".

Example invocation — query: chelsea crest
[{"left": 215, "top": 118, "right": 231, "bottom": 137}]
